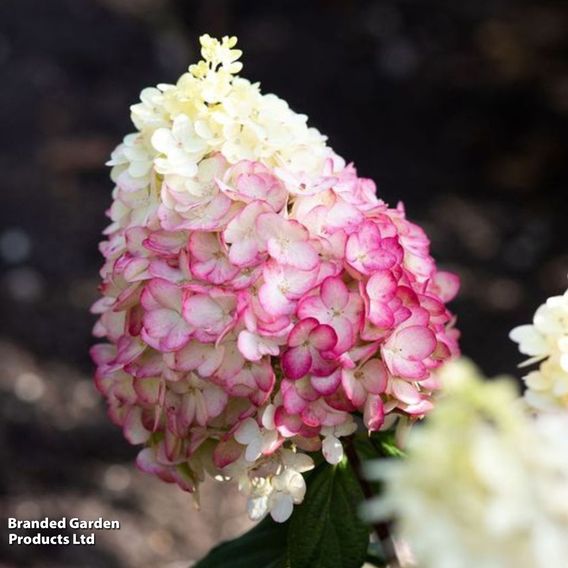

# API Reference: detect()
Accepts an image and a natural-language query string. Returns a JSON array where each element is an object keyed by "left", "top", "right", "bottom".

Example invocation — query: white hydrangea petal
[
  {"left": 261, "top": 404, "right": 276, "bottom": 430},
  {"left": 260, "top": 429, "right": 278, "bottom": 453},
  {"left": 509, "top": 325, "right": 548, "bottom": 357},
  {"left": 524, "top": 370, "right": 551, "bottom": 391},
  {"left": 244, "top": 437, "right": 263, "bottom": 462},
  {"left": 335, "top": 419, "right": 357, "bottom": 438},
  {"left": 270, "top": 493, "right": 294, "bottom": 523},
  {"left": 247, "top": 496, "right": 269, "bottom": 521},
  {"left": 234, "top": 418, "right": 260, "bottom": 445},
  {"left": 286, "top": 472, "right": 307, "bottom": 503},
  {"left": 151, "top": 128, "right": 175, "bottom": 154},
  {"left": 322, "top": 435, "right": 343, "bottom": 465}
]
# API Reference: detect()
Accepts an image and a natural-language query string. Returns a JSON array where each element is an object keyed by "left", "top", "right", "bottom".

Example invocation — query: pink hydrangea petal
[
  {"left": 282, "top": 265, "right": 319, "bottom": 297},
  {"left": 394, "top": 325, "right": 437, "bottom": 360},
  {"left": 340, "top": 341, "right": 379, "bottom": 368},
  {"left": 419, "top": 294, "right": 445, "bottom": 318},
  {"left": 160, "top": 429, "right": 183, "bottom": 461},
  {"left": 202, "top": 386, "right": 228, "bottom": 419},
  {"left": 191, "top": 259, "right": 238, "bottom": 287},
  {"left": 282, "top": 345, "right": 312, "bottom": 380},
  {"left": 133, "top": 377, "right": 163, "bottom": 405},
  {"left": 123, "top": 407, "right": 151, "bottom": 444},
  {"left": 341, "top": 369, "right": 367, "bottom": 407},
  {"left": 365, "top": 250, "right": 397, "bottom": 271},
  {"left": 403, "top": 399, "right": 434, "bottom": 416},
  {"left": 357, "top": 222, "right": 382, "bottom": 249},
  {"left": 391, "top": 357, "right": 427, "bottom": 379},
  {"left": 391, "top": 378, "right": 422, "bottom": 404},
  {"left": 144, "top": 231, "right": 186, "bottom": 256},
  {"left": 329, "top": 316, "right": 354, "bottom": 355},
  {"left": 148, "top": 258, "right": 185, "bottom": 283},
  {"left": 228, "top": 167, "right": 286, "bottom": 208},
  {"left": 127, "top": 305, "right": 144, "bottom": 336},
  {"left": 431, "top": 271, "right": 460, "bottom": 302},
  {"left": 266, "top": 239, "right": 318, "bottom": 270},
  {"left": 250, "top": 388, "right": 270, "bottom": 407},
  {"left": 90, "top": 343, "right": 115, "bottom": 366},
  {"left": 344, "top": 236, "right": 362, "bottom": 269},
  {"left": 258, "top": 280, "right": 294, "bottom": 317},
  {"left": 431, "top": 340, "right": 451, "bottom": 361},
  {"left": 136, "top": 448, "right": 169, "bottom": 478},
  {"left": 363, "top": 394, "right": 384, "bottom": 431},
  {"left": 228, "top": 238, "right": 260, "bottom": 267},
  {"left": 188, "top": 231, "right": 218, "bottom": 260},
  {"left": 251, "top": 359, "right": 276, "bottom": 392},
  {"left": 144, "top": 278, "right": 183, "bottom": 312},
  {"left": 183, "top": 294, "right": 227, "bottom": 338},
  {"left": 291, "top": 377, "right": 319, "bottom": 401},
  {"left": 309, "top": 324, "right": 338, "bottom": 351},
  {"left": 229, "top": 266, "right": 262, "bottom": 290},
  {"left": 297, "top": 295, "right": 327, "bottom": 322},
  {"left": 237, "top": 330, "right": 280, "bottom": 361},
  {"left": 213, "top": 438, "right": 243, "bottom": 468},
  {"left": 325, "top": 200, "right": 364, "bottom": 232},
  {"left": 178, "top": 194, "right": 233, "bottom": 231},
  {"left": 186, "top": 394, "right": 204, "bottom": 428},
  {"left": 112, "top": 282, "right": 140, "bottom": 315},
  {"left": 301, "top": 405, "right": 323, "bottom": 428},
  {"left": 274, "top": 407, "right": 303, "bottom": 437},
  {"left": 143, "top": 309, "right": 192, "bottom": 351},
  {"left": 115, "top": 336, "right": 146, "bottom": 366},
  {"left": 126, "top": 351, "right": 164, "bottom": 378},
  {"left": 223, "top": 202, "right": 269, "bottom": 266},
  {"left": 225, "top": 368, "right": 256, "bottom": 396},
  {"left": 282, "top": 384, "right": 308, "bottom": 414},
  {"left": 174, "top": 341, "right": 224, "bottom": 376},
  {"left": 310, "top": 369, "right": 341, "bottom": 396},
  {"left": 360, "top": 359, "right": 388, "bottom": 394},
  {"left": 189, "top": 232, "right": 238, "bottom": 284},
  {"left": 321, "top": 276, "right": 349, "bottom": 310},
  {"left": 368, "top": 300, "right": 395, "bottom": 328},
  {"left": 288, "top": 318, "right": 318, "bottom": 347},
  {"left": 366, "top": 270, "right": 397, "bottom": 302},
  {"left": 215, "top": 342, "right": 245, "bottom": 382},
  {"left": 123, "top": 257, "right": 151, "bottom": 282},
  {"left": 310, "top": 351, "right": 339, "bottom": 377}
]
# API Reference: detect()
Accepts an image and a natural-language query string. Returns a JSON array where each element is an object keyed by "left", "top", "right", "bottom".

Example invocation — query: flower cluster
[
  {"left": 92, "top": 35, "right": 459, "bottom": 522},
  {"left": 365, "top": 359, "right": 568, "bottom": 568},
  {"left": 510, "top": 284, "right": 568, "bottom": 411}
]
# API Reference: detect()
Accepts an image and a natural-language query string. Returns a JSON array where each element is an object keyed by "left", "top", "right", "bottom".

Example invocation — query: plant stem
[{"left": 345, "top": 437, "right": 400, "bottom": 568}]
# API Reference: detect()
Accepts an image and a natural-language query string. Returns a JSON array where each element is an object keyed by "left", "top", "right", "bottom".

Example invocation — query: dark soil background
[{"left": 0, "top": 0, "right": 566, "bottom": 566}]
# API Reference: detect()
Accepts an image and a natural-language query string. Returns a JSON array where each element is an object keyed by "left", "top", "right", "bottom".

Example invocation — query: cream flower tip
[{"left": 196, "top": 34, "right": 242, "bottom": 74}]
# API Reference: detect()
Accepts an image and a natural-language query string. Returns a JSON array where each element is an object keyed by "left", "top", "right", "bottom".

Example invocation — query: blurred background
[{"left": 0, "top": 0, "right": 566, "bottom": 566}]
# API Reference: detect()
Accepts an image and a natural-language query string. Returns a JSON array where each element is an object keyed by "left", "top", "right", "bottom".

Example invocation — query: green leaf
[
  {"left": 353, "top": 433, "right": 380, "bottom": 461},
  {"left": 371, "top": 431, "right": 405, "bottom": 458},
  {"left": 193, "top": 516, "right": 289, "bottom": 568},
  {"left": 287, "top": 459, "right": 369, "bottom": 568}
]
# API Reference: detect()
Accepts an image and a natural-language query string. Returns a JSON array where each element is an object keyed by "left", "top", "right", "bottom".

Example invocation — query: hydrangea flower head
[
  {"left": 92, "top": 35, "right": 459, "bottom": 522},
  {"left": 365, "top": 358, "right": 568, "bottom": 568},
  {"left": 510, "top": 284, "right": 568, "bottom": 411}
]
